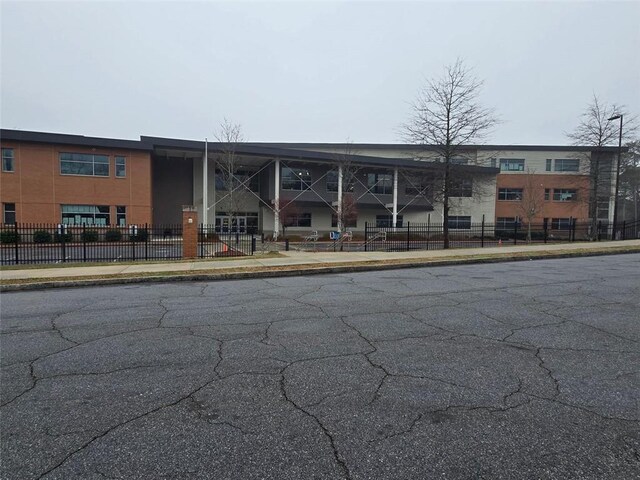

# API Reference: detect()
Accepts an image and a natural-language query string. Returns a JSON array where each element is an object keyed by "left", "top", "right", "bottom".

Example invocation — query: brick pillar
[{"left": 182, "top": 206, "right": 198, "bottom": 259}]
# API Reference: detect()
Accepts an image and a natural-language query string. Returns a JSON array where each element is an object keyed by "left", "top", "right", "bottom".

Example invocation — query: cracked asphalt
[{"left": 1, "top": 254, "right": 639, "bottom": 479}]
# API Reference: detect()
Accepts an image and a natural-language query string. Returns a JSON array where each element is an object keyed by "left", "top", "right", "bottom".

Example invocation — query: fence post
[
  {"left": 82, "top": 224, "right": 87, "bottom": 262},
  {"left": 513, "top": 221, "right": 519, "bottom": 245},
  {"left": 364, "top": 222, "right": 368, "bottom": 252},
  {"left": 13, "top": 222, "right": 19, "bottom": 265},
  {"left": 60, "top": 224, "right": 66, "bottom": 262},
  {"left": 406, "top": 221, "right": 410, "bottom": 251},
  {"left": 543, "top": 218, "right": 548, "bottom": 244},
  {"left": 251, "top": 235, "right": 256, "bottom": 254},
  {"left": 145, "top": 223, "right": 149, "bottom": 261},
  {"left": 285, "top": 238, "right": 290, "bottom": 251},
  {"left": 481, "top": 215, "right": 485, "bottom": 248},
  {"left": 597, "top": 221, "right": 602, "bottom": 241},
  {"left": 426, "top": 216, "right": 430, "bottom": 250},
  {"left": 571, "top": 218, "right": 576, "bottom": 242},
  {"left": 622, "top": 221, "right": 626, "bottom": 241}
]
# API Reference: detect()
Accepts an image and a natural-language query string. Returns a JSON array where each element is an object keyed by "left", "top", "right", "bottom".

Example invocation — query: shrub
[
  {"left": 81, "top": 229, "right": 99, "bottom": 243},
  {"left": 55, "top": 231, "right": 74, "bottom": 243},
  {"left": 0, "top": 230, "right": 20, "bottom": 244},
  {"left": 130, "top": 229, "right": 148, "bottom": 242},
  {"left": 33, "top": 230, "right": 53, "bottom": 243},
  {"left": 105, "top": 229, "right": 122, "bottom": 242}
]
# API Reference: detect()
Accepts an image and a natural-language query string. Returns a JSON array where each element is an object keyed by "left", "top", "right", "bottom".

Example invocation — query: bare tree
[
  {"left": 516, "top": 169, "right": 546, "bottom": 243},
  {"left": 620, "top": 139, "right": 640, "bottom": 223},
  {"left": 567, "top": 95, "right": 637, "bottom": 237},
  {"left": 403, "top": 59, "right": 498, "bottom": 248},
  {"left": 278, "top": 199, "right": 300, "bottom": 237},
  {"left": 331, "top": 142, "right": 360, "bottom": 233},
  {"left": 214, "top": 119, "right": 246, "bottom": 232}
]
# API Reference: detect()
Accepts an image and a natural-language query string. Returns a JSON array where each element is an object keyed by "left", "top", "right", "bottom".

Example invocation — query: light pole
[{"left": 607, "top": 114, "right": 623, "bottom": 239}]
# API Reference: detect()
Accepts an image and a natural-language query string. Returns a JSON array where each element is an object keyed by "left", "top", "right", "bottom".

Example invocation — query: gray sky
[{"left": 1, "top": 0, "right": 639, "bottom": 145}]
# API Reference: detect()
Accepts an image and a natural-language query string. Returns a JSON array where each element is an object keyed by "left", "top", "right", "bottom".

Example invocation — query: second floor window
[
  {"left": 450, "top": 178, "right": 472, "bottom": 197},
  {"left": 367, "top": 173, "right": 392, "bottom": 195},
  {"left": 282, "top": 167, "right": 312, "bottom": 191},
  {"left": 115, "top": 156, "right": 126, "bottom": 177},
  {"left": 500, "top": 158, "right": 525, "bottom": 172},
  {"left": 60, "top": 153, "right": 109, "bottom": 177},
  {"left": 498, "top": 188, "right": 523, "bottom": 201},
  {"left": 554, "top": 159, "right": 580, "bottom": 172},
  {"left": 2, "top": 148, "right": 14, "bottom": 172},
  {"left": 553, "top": 189, "right": 577, "bottom": 201},
  {"left": 326, "top": 170, "right": 355, "bottom": 192}
]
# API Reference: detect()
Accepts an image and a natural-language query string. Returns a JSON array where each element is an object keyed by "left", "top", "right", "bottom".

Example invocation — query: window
[
  {"left": 60, "top": 153, "right": 109, "bottom": 176},
  {"left": 498, "top": 188, "right": 523, "bottom": 201},
  {"left": 61, "top": 205, "right": 110, "bottom": 225},
  {"left": 544, "top": 189, "right": 550, "bottom": 200},
  {"left": 282, "top": 167, "right": 312, "bottom": 191},
  {"left": 499, "top": 158, "right": 525, "bottom": 172},
  {"left": 116, "top": 206, "right": 126, "bottom": 226},
  {"left": 3, "top": 203, "right": 16, "bottom": 224},
  {"left": 551, "top": 218, "right": 572, "bottom": 230},
  {"left": 554, "top": 159, "right": 579, "bottom": 172},
  {"left": 450, "top": 178, "right": 472, "bottom": 197},
  {"left": 406, "top": 182, "right": 432, "bottom": 197},
  {"left": 546, "top": 159, "right": 552, "bottom": 172},
  {"left": 216, "top": 169, "right": 260, "bottom": 192},
  {"left": 367, "top": 173, "right": 393, "bottom": 194},
  {"left": 496, "top": 217, "right": 519, "bottom": 229},
  {"left": 283, "top": 212, "right": 311, "bottom": 227},
  {"left": 553, "top": 189, "right": 577, "bottom": 201},
  {"left": 2, "top": 148, "right": 14, "bottom": 172},
  {"left": 450, "top": 156, "right": 468, "bottom": 165},
  {"left": 448, "top": 216, "right": 471, "bottom": 229},
  {"left": 490, "top": 158, "right": 497, "bottom": 168},
  {"left": 115, "top": 156, "right": 126, "bottom": 177},
  {"left": 376, "top": 215, "right": 403, "bottom": 228},
  {"left": 331, "top": 214, "right": 357, "bottom": 228},
  {"left": 326, "top": 170, "right": 354, "bottom": 192}
]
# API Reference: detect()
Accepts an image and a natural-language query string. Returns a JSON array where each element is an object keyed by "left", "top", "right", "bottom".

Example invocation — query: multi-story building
[{"left": 1, "top": 129, "right": 620, "bottom": 235}]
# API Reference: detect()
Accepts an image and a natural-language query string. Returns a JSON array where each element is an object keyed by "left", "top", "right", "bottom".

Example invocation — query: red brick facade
[{"left": 0, "top": 141, "right": 152, "bottom": 225}]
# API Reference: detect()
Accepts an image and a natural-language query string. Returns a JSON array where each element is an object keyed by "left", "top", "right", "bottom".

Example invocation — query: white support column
[
  {"left": 274, "top": 158, "right": 280, "bottom": 240},
  {"left": 337, "top": 163, "right": 343, "bottom": 232},
  {"left": 392, "top": 166, "right": 398, "bottom": 229},
  {"left": 202, "top": 139, "right": 208, "bottom": 226}
]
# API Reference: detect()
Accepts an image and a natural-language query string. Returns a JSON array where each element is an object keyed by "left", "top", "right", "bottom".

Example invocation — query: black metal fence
[
  {"left": 0, "top": 224, "right": 184, "bottom": 265},
  {"left": 363, "top": 219, "right": 640, "bottom": 252},
  {"left": 199, "top": 225, "right": 256, "bottom": 258}
]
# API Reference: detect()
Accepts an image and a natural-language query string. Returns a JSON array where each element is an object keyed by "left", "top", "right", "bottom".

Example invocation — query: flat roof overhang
[
  {"left": 1, "top": 129, "right": 152, "bottom": 151},
  {"left": 143, "top": 136, "right": 499, "bottom": 175}
]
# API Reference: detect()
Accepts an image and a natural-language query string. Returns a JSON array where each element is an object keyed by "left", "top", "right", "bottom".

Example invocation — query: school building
[{"left": 0, "top": 129, "right": 620, "bottom": 235}]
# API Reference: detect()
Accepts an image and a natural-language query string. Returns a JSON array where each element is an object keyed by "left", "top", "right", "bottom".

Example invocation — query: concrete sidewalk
[{"left": 2, "top": 240, "right": 640, "bottom": 290}]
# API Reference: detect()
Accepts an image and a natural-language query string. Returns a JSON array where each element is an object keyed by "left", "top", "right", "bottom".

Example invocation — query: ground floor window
[
  {"left": 62, "top": 205, "right": 110, "bottom": 225},
  {"left": 551, "top": 218, "right": 572, "bottom": 230},
  {"left": 376, "top": 215, "right": 403, "bottom": 228},
  {"left": 448, "top": 215, "right": 471, "bottom": 229},
  {"left": 496, "top": 217, "right": 519, "bottom": 229},
  {"left": 284, "top": 213, "right": 312, "bottom": 228},
  {"left": 3, "top": 203, "right": 16, "bottom": 224},
  {"left": 116, "top": 206, "right": 126, "bottom": 226},
  {"left": 331, "top": 214, "right": 357, "bottom": 228}
]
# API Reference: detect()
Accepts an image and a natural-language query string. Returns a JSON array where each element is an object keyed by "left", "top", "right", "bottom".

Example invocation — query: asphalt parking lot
[{"left": 1, "top": 254, "right": 639, "bottom": 479}]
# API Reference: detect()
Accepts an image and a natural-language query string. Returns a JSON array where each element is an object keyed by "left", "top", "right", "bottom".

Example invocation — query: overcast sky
[{"left": 1, "top": 1, "right": 639, "bottom": 146}]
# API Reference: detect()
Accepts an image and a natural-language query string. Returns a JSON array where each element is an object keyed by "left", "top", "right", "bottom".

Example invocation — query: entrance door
[{"left": 216, "top": 216, "right": 246, "bottom": 233}]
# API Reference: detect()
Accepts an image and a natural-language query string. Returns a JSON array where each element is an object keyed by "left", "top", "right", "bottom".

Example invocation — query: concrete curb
[{"left": 2, "top": 247, "right": 639, "bottom": 292}]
